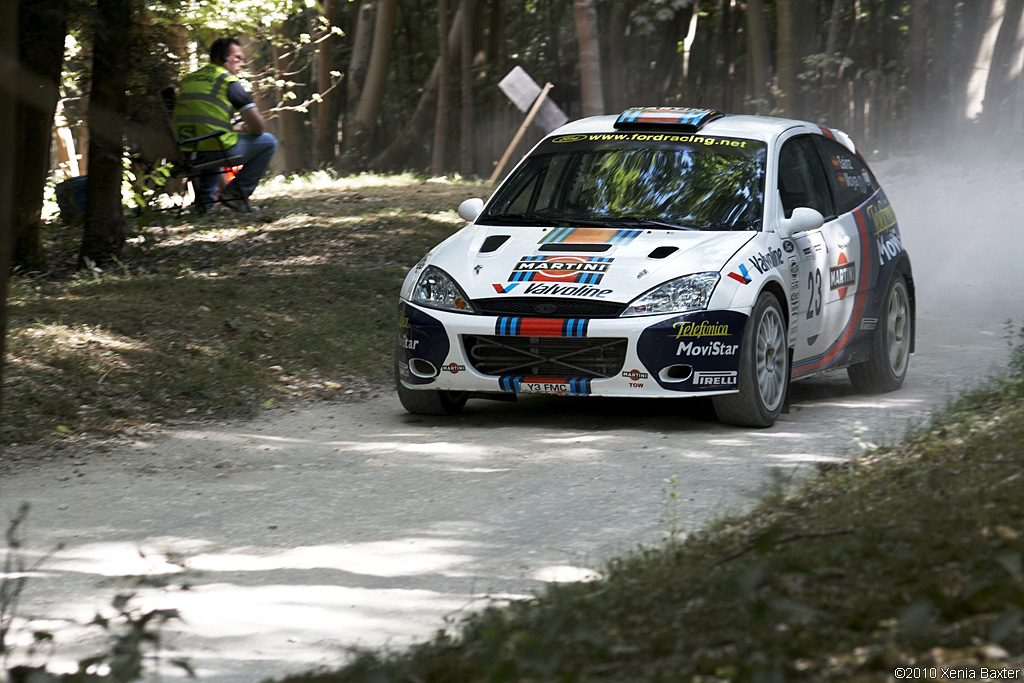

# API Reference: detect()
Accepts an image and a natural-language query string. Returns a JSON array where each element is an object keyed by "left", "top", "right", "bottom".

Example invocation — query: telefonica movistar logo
[{"left": 551, "top": 134, "right": 587, "bottom": 143}]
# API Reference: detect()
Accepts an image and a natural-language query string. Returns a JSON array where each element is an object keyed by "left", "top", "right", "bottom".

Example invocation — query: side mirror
[
  {"left": 458, "top": 198, "right": 484, "bottom": 222},
  {"left": 777, "top": 207, "right": 824, "bottom": 239}
]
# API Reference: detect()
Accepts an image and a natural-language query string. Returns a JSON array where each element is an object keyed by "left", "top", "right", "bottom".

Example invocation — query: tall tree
[
  {"left": 316, "top": 0, "right": 341, "bottom": 167},
  {"left": 0, "top": 0, "right": 18, "bottom": 426},
  {"left": 459, "top": 0, "right": 475, "bottom": 176},
  {"left": 369, "top": 5, "right": 463, "bottom": 170},
  {"left": 745, "top": 0, "right": 773, "bottom": 112},
  {"left": 79, "top": 0, "right": 131, "bottom": 269},
  {"left": 981, "top": 0, "right": 1024, "bottom": 129},
  {"left": 13, "top": 0, "right": 68, "bottom": 273},
  {"left": 345, "top": 0, "right": 397, "bottom": 163},
  {"left": 573, "top": 0, "right": 605, "bottom": 116},
  {"left": 274, "top": 16, "right": 313, "bottom": 173},
  {"left": 966, "top": 0, "right": 1004, "bottom": 120},
  {"left": 432, "top": 0, "right": 450, "bottom": 175}
]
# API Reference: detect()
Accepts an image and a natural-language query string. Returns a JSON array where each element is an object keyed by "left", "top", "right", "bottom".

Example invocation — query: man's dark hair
[{"left": 209, "top": 38, "right": 241, "bottom": 64}]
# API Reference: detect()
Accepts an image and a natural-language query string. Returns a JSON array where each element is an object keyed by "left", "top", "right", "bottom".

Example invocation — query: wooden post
[{"left": 489, "top": 82, "right": 554, "bottom": 184}]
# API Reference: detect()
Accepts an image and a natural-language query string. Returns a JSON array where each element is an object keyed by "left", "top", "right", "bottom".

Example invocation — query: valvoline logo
[{"left": 727, "top": 263, "right": 752, "bottom": 285}]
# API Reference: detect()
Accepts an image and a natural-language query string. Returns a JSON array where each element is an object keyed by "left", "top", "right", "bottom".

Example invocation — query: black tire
[
  {"left": 394, "top": 356, "right": 468, "bottom": 416},
  {"left": 713, "top": 292, "right": 789, "bottom": 428},
  {"left": 848, "top": 271, "right": 911, "bottom": 393}
]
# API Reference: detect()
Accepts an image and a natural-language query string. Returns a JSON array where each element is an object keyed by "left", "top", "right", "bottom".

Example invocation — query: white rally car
[{"left": 395, "top": 107, "right": 914, "bottom": 427}]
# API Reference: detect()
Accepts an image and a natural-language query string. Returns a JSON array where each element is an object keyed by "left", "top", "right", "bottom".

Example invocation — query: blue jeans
[{"left": 194, "top": 132, "right": 278, "bottom": 206}]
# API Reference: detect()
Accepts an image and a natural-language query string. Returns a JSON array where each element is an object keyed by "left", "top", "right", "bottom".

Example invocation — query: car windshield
[{"left": 481, "top": 134, "right": 767, "bottom": 232}]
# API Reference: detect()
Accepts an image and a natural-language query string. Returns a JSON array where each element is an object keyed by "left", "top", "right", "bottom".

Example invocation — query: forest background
[{"left": 1, "top": 0, "right": 1024, "bottom": 420}]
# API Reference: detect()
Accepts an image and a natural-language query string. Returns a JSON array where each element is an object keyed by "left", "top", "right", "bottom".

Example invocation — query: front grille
[
  {"left": 474, "top": 297, "right": 626, "bottom": 318},
  {"left": 464, "top": 335, "right": 627, "bottom": 378}
]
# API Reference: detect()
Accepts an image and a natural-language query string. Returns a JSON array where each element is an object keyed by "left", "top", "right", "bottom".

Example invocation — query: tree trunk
[
  {"left": 604, "top": 0, "right": 628, "bottom": 112},
  {"left": 431, "top": 0, "right": 449, "bottom": 175},
  {"left": 745, "top": 0, "right": 772, "bottom": 112},
  {"left": 274, "top": 18, "right": 312, "bottom": 174},
  {"left": 348, "top": 0, "right": 397, "bottom": 161},
  {"left": 776, "top": 0, "right": 815, "bottom": 118},
  {"left": 929, "top": 0, "right": 957, "bottom": 130},
  {"left": 316, "top": 0, "right": 340, "bottom": 167},
  {"left": 982, "top": 0, "right": 1024, "bottom": 129},
  {"left": 573, "top": 0, "right": 605, "bottom": 115},
  {"left": 966, "top": 0, "right": 1004, "bottom": 120},
  {"left": 344, "top": 0, "right": 375, "bottom": 145},
  {"left": 907, "top": 0, "right": 932, "bottom": 131},
  {"left": 13, "top": 0, "right": 68, "bottom": 273},
  {"left": 78, "top": 0, "right": 130, "bottom": 270},
  {"left": 460, "top": 0, "right": 476, "bottom": 176},
  {"left": 1, "top": 0, "right": 18, "bottom": 421},
  {"left": 368, "top": 5, "right": 463, "bottom": 171}
]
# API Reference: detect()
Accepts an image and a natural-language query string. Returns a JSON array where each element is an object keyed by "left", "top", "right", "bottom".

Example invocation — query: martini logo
[
  {"left": 728, "top": 263, "right": 752, "bottom": 284},
  {"left": 510, "top": 256, "right": 613, "bottom": 284},
  {"left": 442, "top": 363, "right": 466, "bottom": 374},
  {"left": 622, "top": 369, "right": 649, "bottom": 381},
  {"left": 829, "top": 253, "right": 856, "bottom": 299}
]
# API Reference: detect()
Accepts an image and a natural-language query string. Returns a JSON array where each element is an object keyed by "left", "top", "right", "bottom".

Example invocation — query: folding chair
[{"left": 129, "top": 87, "right": 243, "bottom": 215}]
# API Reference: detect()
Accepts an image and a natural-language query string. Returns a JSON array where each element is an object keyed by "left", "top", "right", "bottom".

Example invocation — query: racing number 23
[{"left": 806, "top": 269, "right": 823, "bottom": 320}]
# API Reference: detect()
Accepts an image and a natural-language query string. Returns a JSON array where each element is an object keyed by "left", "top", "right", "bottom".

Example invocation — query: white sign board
[{"left": 498, "top": 66, "right": 569, "bottom": 134}]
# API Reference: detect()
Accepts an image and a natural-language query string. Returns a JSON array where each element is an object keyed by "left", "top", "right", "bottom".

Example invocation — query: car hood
[{"left": 426, "top": 225, "right": 757, "bottom": 304}]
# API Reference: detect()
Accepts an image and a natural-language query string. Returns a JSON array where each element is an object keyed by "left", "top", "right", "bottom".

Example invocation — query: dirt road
[{"left": 3, "top": 153, "right": 1023, "bottom": 682}]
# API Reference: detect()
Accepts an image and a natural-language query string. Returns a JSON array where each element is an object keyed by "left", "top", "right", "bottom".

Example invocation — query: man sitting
[{"left": 172, "top": 37, "right": 277, "bottom": 213}]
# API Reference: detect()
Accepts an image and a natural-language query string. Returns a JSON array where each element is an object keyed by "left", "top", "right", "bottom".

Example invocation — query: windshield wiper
[
  {"left": 616, "top": 217, "right": 699, "bottom": 231},
  {"left": 479, "top": 212, "right": 562, "bottom": 227}
]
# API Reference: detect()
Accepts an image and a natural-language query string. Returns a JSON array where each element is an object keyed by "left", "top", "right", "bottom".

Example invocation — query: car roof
[{"left": 549, "top": 108, "right": 855, "bottom": 151}]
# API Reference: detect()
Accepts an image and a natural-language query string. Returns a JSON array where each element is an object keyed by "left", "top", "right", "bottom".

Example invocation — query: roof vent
[{"left": 614, "top": 107, "right": 725, "bottom": 132}]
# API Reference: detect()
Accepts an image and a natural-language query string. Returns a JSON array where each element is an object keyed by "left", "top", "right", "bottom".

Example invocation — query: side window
[
  {"left": 777, "top": 136, "right": 834, "bottom": 220},
  {"left": 814, "top": 136, "right": 879, "bottom": 213}
]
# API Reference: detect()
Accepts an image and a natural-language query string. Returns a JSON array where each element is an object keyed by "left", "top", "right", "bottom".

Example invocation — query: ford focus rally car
[{"left": 395, "top": 107, "right": 914, "bottom": 427}]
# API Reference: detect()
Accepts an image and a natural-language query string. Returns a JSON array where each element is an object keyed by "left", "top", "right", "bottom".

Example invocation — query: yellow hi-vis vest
[{"left": 172, "top": 63, "right": 239, "bottom": 151}]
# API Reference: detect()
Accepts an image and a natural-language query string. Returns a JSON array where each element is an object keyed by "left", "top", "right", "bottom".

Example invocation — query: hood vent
[
  {"left": 648, "top": 246, "right": 678, "bottom": 259},
  {"left": 537, "top": 243, "right": 612, "bottom": 253},
  {"left": 480, "top": 235, "right": 511, "bottom": 253}
]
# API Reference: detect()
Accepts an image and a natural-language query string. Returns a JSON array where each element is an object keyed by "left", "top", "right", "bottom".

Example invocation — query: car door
[{"left": 776, "top": 134, "right": 836, "bottom": 367}]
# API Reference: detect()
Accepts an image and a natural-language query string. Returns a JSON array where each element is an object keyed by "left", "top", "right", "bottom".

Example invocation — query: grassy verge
[
  {"left": 277, "top": 335, "right": 1024, "bottom": 682},
  {"left": 3, "top": 173, "right": 484, "bottom": 446}
]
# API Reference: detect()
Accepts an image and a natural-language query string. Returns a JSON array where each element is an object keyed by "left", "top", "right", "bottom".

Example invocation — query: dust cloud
[{"left": 871, "top": 146, "right": 1024, "bottom": 384}]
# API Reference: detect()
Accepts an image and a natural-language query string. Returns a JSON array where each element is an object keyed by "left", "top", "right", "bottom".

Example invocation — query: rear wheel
[
  {"left": 713, "top": 292, "right": 789, "bottom": 428},
  {"left": 394, "top": 356, "right": 468, "bottom": 415},
  {"left": 848, "top": 271, "right": 911, "bottom": 393}
]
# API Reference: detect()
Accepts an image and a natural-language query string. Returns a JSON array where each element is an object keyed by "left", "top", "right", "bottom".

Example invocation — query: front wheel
[
  {"left": 394, "top": 357, "right": 468, "bottom": 416},
  {"left": 713, "top": 292, "right": 789, "bottom": 428},
  {"left": 848, "top": 271, "right": 911, "bottom": 393}
]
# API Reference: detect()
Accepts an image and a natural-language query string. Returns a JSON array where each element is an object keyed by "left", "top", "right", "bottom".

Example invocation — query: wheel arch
[
  {"left": 758, "top": 279, "right": 790, "bottom": 331},
  {"left": 893, "top": 256, "right": 916, "bottom": 354}
]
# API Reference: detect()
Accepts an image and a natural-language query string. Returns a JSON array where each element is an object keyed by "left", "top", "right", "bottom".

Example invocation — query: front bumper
[{"left": 396, "top": 300, "right": 749, "bottom": 398}]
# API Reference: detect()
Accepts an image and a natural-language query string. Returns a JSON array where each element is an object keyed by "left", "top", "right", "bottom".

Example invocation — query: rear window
[{"left": 481, "top": 133, "right": 768, "bottom": 232}]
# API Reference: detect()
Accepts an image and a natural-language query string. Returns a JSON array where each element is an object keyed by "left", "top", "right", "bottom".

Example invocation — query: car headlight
[
  {"left": 411, "top": 266, "right": 476, "bottom": 313},
  {"left": 621, "top": 272, "right": 720, "bottom": 316}
]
